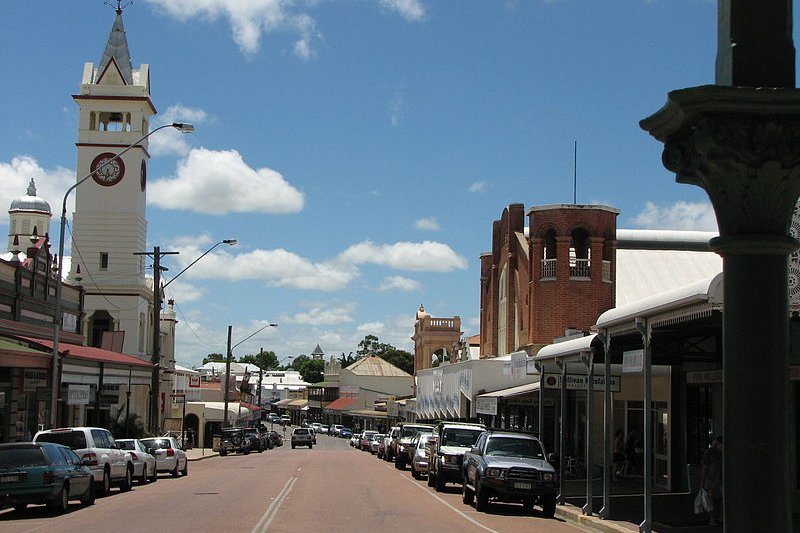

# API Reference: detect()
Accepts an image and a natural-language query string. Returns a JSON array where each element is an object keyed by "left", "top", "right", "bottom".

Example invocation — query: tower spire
[{"left": 98, "top": 3, "right": 134, "bottom": 84}]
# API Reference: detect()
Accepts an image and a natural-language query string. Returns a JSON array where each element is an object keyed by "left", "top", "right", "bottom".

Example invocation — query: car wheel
[
  {"left": 181, "top": 460, "right": 189, "bottom": 476},
  {"left": 171, "top": 461, "right": 180, "bottom": 477},
  {"left": 220, "top": 450, "right": 228, "bottom": 456},
  {"left": 522, "top": 496, "right": 536, "bottom": 514},
  {"left": 411, "top": 466, "right": 420, "bottom": 480},
  {"left": 541, "top": 493, "right": 557, "bottom": 518},
  {"left": 47, "top": 484, "right": 69, "bottom": 514},
  {"left": 462, "top": 481, "right": 474, "bottom": 505},
  {"left": 475, "top": 481, "right": 489, "bottom": 512},
  {"left": 99, "top": 468, "right": 111, "bottom": 496},
  {"left": 395, "top": 456, "right": 404, "bottom": 470},
  {"left": 139, "top": 464, "right": 148, "bottom": 484},
  {"left": 435, "top": 471, "right": 446, "bottom": 492},
  {"left": 149, "top": 464, "right": 158, "bottom": 482},
  {"left": 243, "top": 449, "right": 251, "bottom": 455},
  {"left": 120, "top": 465, "right": 134, "bottom": 492},
  {"left": 309, "top": 444, "right": 313, "bottom": 449},
  {"left": 291, "top": 444, "right": 296, "bottom": 449},
  {"left": 427, "top": 471, "right": 436, "bottom": 487},
  {"left": 80, "top": 481, "right": 96, "bottom": 506}
]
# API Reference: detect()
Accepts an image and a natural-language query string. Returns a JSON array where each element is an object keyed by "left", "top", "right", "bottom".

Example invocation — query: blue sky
[{"left": 1, "top": 0, "right": 763, "bottom": 368}]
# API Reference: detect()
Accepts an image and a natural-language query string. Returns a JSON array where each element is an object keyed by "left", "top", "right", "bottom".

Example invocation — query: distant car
[
  {"left": 117, "top": 438, "right": 158, "bottom": 484},
  {"left": 360, "top": 430, "right": 378, "bottom": 451},
  {"left": 214, "top": 428, "right": 251, "bottom": 457},
  {"left": 0, "top": 442, "right": 95, "bottom": 513},
  {"left": 281, "top": 415, "right": 292, "bottom": 426},
  {"left": 139, "top": 436, "right": 188, "bottom": 476},
  {"left": 369, "top": 434, "right": 385, "bottom": 455},
  {"left": 266, "top": 430, "right": 283, "bottom": 447},
  {"left": 267, "top": 413, "right": 281, "bottom": 424},
  {"left": 291, "top": 428, "right": 314, "bottom": 449},
  {"left": 319, "top": 424, "right": 330, "bottom": 434},
  {"left": 384, "top": 427, "right": 399, "bottom": 462},
  {"left": 411, "top": 434, "right": 434, "bottom": 480},
  {"left": 331, "top": 424, "right": 344, "bottom": 436},
  {"left": 243, "top": 428, "right": 270, "bottom": 452},
  {"left": 339, "top": 428, "right": 353, "bottom": 439},
  {"left": 350, "top": 433, "right": 361, "bottom": 447},
  {"left": 34, "top": 426, "right": 134, "bottom": 495},
  {"left": 377, "top": 435, "right": 391, "bottom": 459},
  {"left": 394, "top": 423, "right": 434, "bottom": 469}
]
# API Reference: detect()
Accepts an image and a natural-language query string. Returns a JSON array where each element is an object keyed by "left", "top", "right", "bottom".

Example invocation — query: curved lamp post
[
  {"left": 224, "top": 322, "right": 278, "bottom": 427},
  {"left": 147, "top": 238, "right": 237, "bottom": 434},
  {"left": 50, "top": 122, "right": 194, "bottom": 428}
]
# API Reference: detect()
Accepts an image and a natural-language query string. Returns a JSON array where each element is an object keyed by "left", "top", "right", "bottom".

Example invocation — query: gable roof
[{"left": 345, "top": 355, "right": 412, "bottom": 377}]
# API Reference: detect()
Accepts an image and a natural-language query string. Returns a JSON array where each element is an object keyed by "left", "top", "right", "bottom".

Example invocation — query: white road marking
[{"left": 251, "top": 476, "right": 297, "bottom": 533}]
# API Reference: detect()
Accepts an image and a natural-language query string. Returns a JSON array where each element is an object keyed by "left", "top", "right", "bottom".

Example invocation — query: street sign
[{"left": 541, "top": 373, "right": 620, "bottom": 392}]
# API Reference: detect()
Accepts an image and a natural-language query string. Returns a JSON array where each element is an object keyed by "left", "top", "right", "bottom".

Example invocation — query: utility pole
[
  {"left": 223, "top": 325, "right": 233, "bottom": 427},
  {"left": 257, "top": 347, "right": 264, "bottom": 410},
  {"left": 135, "top": 246, "right": 178, "bottom": 434}
]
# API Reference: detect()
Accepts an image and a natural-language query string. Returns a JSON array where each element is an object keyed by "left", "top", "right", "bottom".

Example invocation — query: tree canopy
[
  {"left": 356, "top": 334, "right": 414, "bottom": 375},
  {"left": 238, "top": 350, "right": 279, "bottom": 370},
  {"left": 202, "top": 353, "right": 227, "bottom": 365}
]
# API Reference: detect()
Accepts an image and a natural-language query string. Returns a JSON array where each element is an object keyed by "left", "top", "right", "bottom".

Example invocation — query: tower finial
[{"left": 105, "top": 1, "right": 133, "bottom": 15}]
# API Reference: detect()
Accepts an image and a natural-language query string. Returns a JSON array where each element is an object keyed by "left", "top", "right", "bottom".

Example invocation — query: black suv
[
  {"left": 218, "top": 428, "right": 251, "bottom": 456},
  {"left": 462, "top": 430, "right": 557, "bottom": 517}
]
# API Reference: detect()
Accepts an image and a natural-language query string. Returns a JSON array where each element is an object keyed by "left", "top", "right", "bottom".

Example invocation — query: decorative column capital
[{"left": 642, "top": 85, "right": 800, "bottom": 239}]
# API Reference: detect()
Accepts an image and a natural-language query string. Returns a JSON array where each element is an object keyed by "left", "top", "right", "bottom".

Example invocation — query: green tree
[
  {"left": 357, "top": 335, "right": 380, "bottom": 357},
  {"left": 297, "top": 358, "right": 325, "bottom": 383},
  {"left": 238, "top": 350, "right": 279, "bottom": 370},
  {"left": 338, "top": 352, "right": 358, "bottom": 367},
  {"left": 202, "top": 353, "right": 227, "bottom": 364},
  {"left": 291, "top": 354, "right": 309, "bottom": 371},
  {"left": 355, "top": 335, "right": 414, "bottom": 375}
]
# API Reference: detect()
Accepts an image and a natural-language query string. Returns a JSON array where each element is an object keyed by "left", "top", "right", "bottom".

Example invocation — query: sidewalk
[{"left": 184, "top": 447, "right": 218, "bottom": 461}]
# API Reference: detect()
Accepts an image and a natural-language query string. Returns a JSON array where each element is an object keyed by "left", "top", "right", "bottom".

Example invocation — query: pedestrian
[
  {"left": 613, "top": 429, "right": 626, "bottom": 480},
  {"left": 700, "top": 436, "right": 723, "bottom": 525}
]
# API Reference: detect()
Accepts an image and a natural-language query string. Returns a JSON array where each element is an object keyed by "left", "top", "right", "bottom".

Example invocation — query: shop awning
[
  {"left": 22, "top": 337, "right": 152, "bottom": 367},
  {"left": 287, "top": 399, "right": 308, "bottom": 409},
  {"left": 274, "top": 398, "right": 294, "bottom": 407},
  {"left": 324, "top": 397, "right": 359, "bottom": 411},
  {"left": 349, "top": 409, "right": 388, "bottom": 418},
  {"left": 476, "top": 381, "right": 540, "bottom": 399}
]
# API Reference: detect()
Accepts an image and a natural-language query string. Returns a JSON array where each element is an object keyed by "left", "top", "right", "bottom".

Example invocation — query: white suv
[{"left": 34, "top": 427, "right": 134, "bottom": 495}]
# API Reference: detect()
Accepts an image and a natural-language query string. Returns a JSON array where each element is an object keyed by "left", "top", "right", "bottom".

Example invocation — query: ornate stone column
[{"left": 641, "top": 85, "right": 800, "bottom": 532}]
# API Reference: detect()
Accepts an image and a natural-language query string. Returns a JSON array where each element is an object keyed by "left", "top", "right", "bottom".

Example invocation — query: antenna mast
[{"left": 573, "top": 140, "right": 577, "bottom": 204}]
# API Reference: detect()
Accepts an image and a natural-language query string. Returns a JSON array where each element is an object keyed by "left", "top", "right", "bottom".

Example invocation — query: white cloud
[
  {"left": 414, "top": 217, "right": 440, "bottom": 231},
  {"left": 148, "top": 148, "right": 304, "bottom": 215},
  {"left": 149, "top": 105, "right": 208, "bottom": 157},
  {"left": 378, "top": 276, "right": 422, "bottom": 292},
  {"left": 390, "top": 92, "right": 404, "bottom": 126},
  {"left": 632, "top": 201, "right": 718, "bottom": 231},
  {"left": 339, "top": 240, "right": 468, "bottom": 272},
  {"left": 379, "top": 0, "right": 426, "bottom": 21},
  {"left": 280, "top": 302, "right": 356, "bottom": 325},
  {"left": 468, "top": 181, "right": 486, "bottom": 193},
  {"left": 357, "top": 321, "right": 385, "bottom": 335},
  {"left": 0, "top": 156, "right": 74, "bottom": 225},
  {"left": 162, "top": 279, "right": 207, "bottom": 304}
]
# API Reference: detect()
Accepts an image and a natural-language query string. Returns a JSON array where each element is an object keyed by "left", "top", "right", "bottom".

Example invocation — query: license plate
[
  {"left": 514, "top": 482, "right": 532, "bottom": 490},
  {"left": 0, "top": 474, "right": 20, "bottom": 483}
]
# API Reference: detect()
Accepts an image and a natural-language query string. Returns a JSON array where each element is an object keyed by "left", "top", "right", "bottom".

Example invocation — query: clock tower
[{"left": 69, "top": 7, "right": 155, "bottom": 358}]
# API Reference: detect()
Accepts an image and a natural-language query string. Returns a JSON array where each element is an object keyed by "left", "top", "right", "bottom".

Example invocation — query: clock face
[
  {"left": 90, "top": 153, "right": 125, "bottom": 186},
  {"left": 140, "top": 160, "right": 147, "bottom": 191}
]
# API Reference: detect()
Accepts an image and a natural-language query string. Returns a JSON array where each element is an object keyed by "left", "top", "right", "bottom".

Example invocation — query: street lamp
[
  {"left": 141, "top": 238, "right": 237, "bottom": 434},
  {"left": 279, "top": 356, "right": 295, "bottom": 369},
  {"left": 223, "top": 322, "right": 278, "bottom": 427},
  {"left": 50, "top": 122, "right": 194, "bottom": 428}
]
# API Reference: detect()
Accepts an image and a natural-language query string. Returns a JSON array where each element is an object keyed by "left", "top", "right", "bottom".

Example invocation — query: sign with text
[
  {"left": 67, "top": 384, "right": 91, "bottom": 405},
  {"left": 23, "top": 369, "right": 47, "bottom": 391},
  {"left": 475, "top": 396, "right": 498, "bottom": 416},
  {"left": 686, "top": 370, "right": 723, "bottom": 384},
  {"left": 189, "top": 375, "right": 201, "bottom": 387},
  {"left": 541, "top": 373, "right": 621, "bottom": 392},
  {"left": 622, "top": 349, "right": 644, "bottom": 373}
]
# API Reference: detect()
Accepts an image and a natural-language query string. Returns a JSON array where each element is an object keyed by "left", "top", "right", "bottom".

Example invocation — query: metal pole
[
  {"left": 582, "top": 350, "right": 594, "bottom": 516},
  {"left": 126, "top": 367, "right": 132, "bottom": 437},
  {"left": 151, "top": 247, "right": 162, "bottom": 434},
  {"left": 599, "top": 332, "right": 612, "bottom": 520},
  {"left": 223, "top": 325, "right": 232, "bottom": 427},
  {"left": 558, "top": 359, "right": 567, "bottom": 505},
  {"left": 636, "top": 318, "right": 652, "bottom": 533}
]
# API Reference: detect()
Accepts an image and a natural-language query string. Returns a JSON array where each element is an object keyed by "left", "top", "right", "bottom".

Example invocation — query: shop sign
[
  {"left": 507, "top": 395, "right": 537, "bottom": 407},
  {"left": 622, "top": 349, "right": 644, "bottom": 373},
  {"left": 189, "top": 375, "right": 201, "bottom": 388},
  {"left": 475, "top": 396, "right": 497, "bottom": 416},
  {"left": 101, "top": 384, "right": 120, "bottom": 404},
  {"left": 541, "top": 373, "right": 621, "bottom": 392},
  {"left": 23, "top": 369, "right": 48, "bottom": 391},
  {"left": 686, "top": 370, "right": 723, "bottom": 384},
  {"left": 67, "top": 384, "right": 91, "bottom": 405}
]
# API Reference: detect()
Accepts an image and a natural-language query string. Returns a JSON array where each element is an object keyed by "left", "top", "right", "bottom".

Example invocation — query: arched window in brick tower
[
  {"left": 569, "top": 228, "right": 591, "bottom": 278},
  {"left": 541, "top": 229, "right": 557, "bottom": 279},
  {"left": 498, "top": 264, "right": 508, "bottom": 356}
]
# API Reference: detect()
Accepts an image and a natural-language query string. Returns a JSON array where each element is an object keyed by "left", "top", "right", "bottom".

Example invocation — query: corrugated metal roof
[
  {"left": 616, "top": 248, "right": 722, "bottom": 307},
  {"left": 346, "top": 355, "right": 412, "bottom": 377}
]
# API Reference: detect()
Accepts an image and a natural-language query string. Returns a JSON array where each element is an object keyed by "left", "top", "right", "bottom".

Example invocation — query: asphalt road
[{"left": 0, "top": 434, "right": 589, "bottom": 533}]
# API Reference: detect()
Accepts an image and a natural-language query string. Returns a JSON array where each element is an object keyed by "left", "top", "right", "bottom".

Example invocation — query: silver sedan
[
  {"left": 139, "top": 437, "right": 188, "bottom": 477},
  {"left": 117, "top": 438, "right": 157, "bottom": 484}
]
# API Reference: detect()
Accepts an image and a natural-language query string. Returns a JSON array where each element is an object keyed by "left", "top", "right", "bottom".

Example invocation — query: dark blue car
[
  {"left": 0, "top": 442, "right": 95, "bottom": 513},
  {"left": 339, "top": 428, "right": 353, "bottom": 438}
]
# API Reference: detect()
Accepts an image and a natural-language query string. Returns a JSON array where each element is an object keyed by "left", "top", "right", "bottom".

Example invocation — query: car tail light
[
  {"left": 166, "top": 448, "right": 175, "bottom": 457},
  {"left": 129, "top": 452, "right": 139, "bottom": 461},
  {"left": 82, "top": 452, "right": 98, "bottom": 466},
  {"left": 43, "top": 470, "right": 54, "bottom": 485}
]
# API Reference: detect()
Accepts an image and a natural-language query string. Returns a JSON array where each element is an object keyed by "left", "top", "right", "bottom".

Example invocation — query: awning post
[{"left": 599, "top": 331, "right": 612, "bottom": 520}]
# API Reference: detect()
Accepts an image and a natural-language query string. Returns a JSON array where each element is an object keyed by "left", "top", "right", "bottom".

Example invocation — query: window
[
  {"left": 100, "top": 252, "right": 109, "bottom": 270},
  {"left": 498, "top": 264, "right": 508, "bottom": 355}
]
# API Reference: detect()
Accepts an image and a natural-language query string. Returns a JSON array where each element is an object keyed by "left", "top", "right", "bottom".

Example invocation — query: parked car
[
  {"left": 319, "top": 424, "right": 330, "bottom": 435},
  {"left": 369, "top": 434, "right": 385, "bottom": 455},
  {"left": 350, "top": 433, "right": 361, "bottom": 447},
  {"left": 331, "top": 424, "right": 344, "bottom": 436},
  {"left": 116, "top": 438, "right": 158, "bottom": 484},
  {"left": 427, "top": 421, "right": 486, "bottom": 492},
  {"left": 139, "top": 436, "right": 188, "bottom": 476},
  {"left": 243, "top": 428, "right": 270, "bottom": 452},
  {"left": 34, "top": 426, "right": 134, "bottom": 495},
  {"left": 266, "top": 430, "right": 284, "bottom": 447},
  {"left": 384, "top": 426, "right": 399, "bottom": 462},
  {"left": 308, "top": 427, "right": 317, "bottom": 444},
  {"left": 0, "top": 442, "right": 95, "bottom": 513},
  {"left": 214, "top": 428, "right": 251, "bottom": 456},
  {"left": 291, "top": 428, "right": 314, "bottom": 449},
  {"left": 267, "top": 413, "right": 281, "bottom": 424},
  {"left": 360, "top": 430, "right": 378, "bottom": 451},
  {"left": 394, "top": 423, "right": 434, "bottom": 469},
  {"left": 377, "top": 434, "right": 391, "bottom": 459},
  {"left": 462, "top": 430, "right": 557, "bottom": 517},
  {"left": 280, "top": 415, "right": 291, "bottom": 426},
  {"left": 339, "top": 428, "right": 353, "bottom": 439},
  {"left": 411, "top": 434, "right": 434, "bottom": 480}
]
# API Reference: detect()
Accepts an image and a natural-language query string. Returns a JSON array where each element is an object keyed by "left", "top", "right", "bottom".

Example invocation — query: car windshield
[
  {"left": 441, "top": 428, "right": 483, "bottom": 447},
  {"left": 0, "top": 447, "right": 48, "bottom": 468},
  {"left": 141, "top": 439, "right": 172, "bottom": 450},
  {"left": 417, "top": 436, "right": 432, "bottom": 449},
  {"left": 35, "top": 431, "right": 87, "bottom": 449},
  {"left": 485, "top": 437, "right": 545, "bottom": 459}
]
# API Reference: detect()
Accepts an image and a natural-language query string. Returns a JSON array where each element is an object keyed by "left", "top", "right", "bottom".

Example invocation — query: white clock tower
[{"left": 69, "top": 6, "right": 155, "bottom": 359}]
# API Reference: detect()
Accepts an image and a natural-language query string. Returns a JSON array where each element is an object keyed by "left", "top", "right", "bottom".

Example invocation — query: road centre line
[
  {"left": 396, "top": 470, "right": 499, "bottom": 533},
  {"left": 251, "top": 476, "right": 297, "bottom": 533}
]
